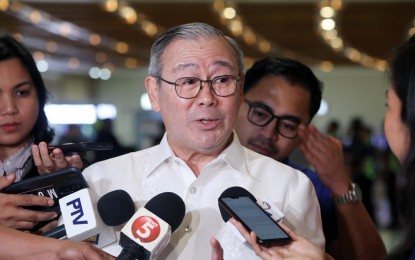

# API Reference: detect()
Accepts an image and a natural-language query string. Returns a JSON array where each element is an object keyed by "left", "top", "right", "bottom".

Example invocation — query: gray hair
[{"left": 148, "top": 22, "right": 244, "bottom": 78}]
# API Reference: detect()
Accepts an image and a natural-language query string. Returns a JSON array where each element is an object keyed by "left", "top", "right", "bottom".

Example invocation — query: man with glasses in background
[
  {"left": 81, "top": 23, "right": 324, "bottom": 259},
  {"left": 234, "top": 57, "right": 386, "bottom": 260}
]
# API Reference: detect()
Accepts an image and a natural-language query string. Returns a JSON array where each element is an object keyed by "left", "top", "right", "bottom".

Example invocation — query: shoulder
[
  {"left": 83, "top": 146, "right": 156, "bottom": 178},
  {"left": 243, "top": 147, "right": 311, "bottom": 186}
]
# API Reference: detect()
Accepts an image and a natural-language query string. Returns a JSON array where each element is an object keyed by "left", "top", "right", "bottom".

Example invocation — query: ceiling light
[
  {"left": 36, "top": 60, "right": 48, "bottom": 72},
  {"left": 89, "top": 34, "right": 101, "bottom": 46},
  {"left": 119, "top": 6, "right": 137, "bottom": 24},
  {"left": 223, "top": 7, "right": 236, "bottom": 19},
  {"left": 142, "top": 21, "right": 158, "bottom": 36},
  {"left": 320, "top": 61, "right": 333, "bottom": 72},
  {"left": 320, "top": 7, "right": 335, "bottom": 18},
  {"left": 59, "top": 23, "right": 72, "bottom": 36},
  {"left": 259, "top": 40, "right": 271, "bottom": 53},
  {"left": 0, "top": 0, "right": 9, "bottom": 11},
  {"left": 320, "top": 19, "right": 335, "bottom": 31},
  {"left": 104, "top": 0, "right": 118, "bottom": 12},
  {"left": 68, "top": 58, "right": 80, "bottom": 69},
  {"left": 96, "top": 52, "right": 107, "bottom": 63},
  {"left": 100, "top": 68, "right": 111, "bottom": 80},
  {"left": 46, "top": 41, "right": 58, "bottom": 53},
  {"left": 116, "top": 42, "right": 129, "bottom": 54},
  {"left": 89, "top": 67, "right": 100, "bottom": 79},
  {"left": 30, "top": 11, "right": 42, "bottom": 24},
  {"left": 229, "top": 19, "right": 243, "bottom": 36}
]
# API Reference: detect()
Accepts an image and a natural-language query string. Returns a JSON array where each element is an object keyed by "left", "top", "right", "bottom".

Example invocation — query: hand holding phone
[{"left": 219, "top": 193, "right": 292, "bottom": 246}]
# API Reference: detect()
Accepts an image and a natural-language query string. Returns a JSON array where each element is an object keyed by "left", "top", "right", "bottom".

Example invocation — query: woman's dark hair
[
  {"left": 0, "top": 35, "right": 54, "bottom": 143},
  {"left": 244, "top": 57, "right": 323, "bottom": 123},
  {"left": 388, "top": 34, "right": 415, "bottom": 260}
]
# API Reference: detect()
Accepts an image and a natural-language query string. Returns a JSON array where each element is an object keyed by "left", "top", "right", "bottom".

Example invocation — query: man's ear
[
  {"left": 145, "top": 76, "right": 161, "bottom": 112},
  {"left": 238, "top": 72, "right": 245, "bottom": 104}
]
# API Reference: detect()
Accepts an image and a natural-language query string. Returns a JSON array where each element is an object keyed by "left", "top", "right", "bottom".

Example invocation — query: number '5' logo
[{"left": 131, "top": 216, "right": 161, "bottom": 243}]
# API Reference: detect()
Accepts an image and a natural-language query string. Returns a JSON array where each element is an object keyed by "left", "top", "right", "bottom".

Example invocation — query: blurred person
[
  {"left": 81, "top": 22, "right": 324, "bottom": 259},
  {"left": 58, "top": 124, "right": 87, "bottom": 144},
  {"left": 223, "top": 33, "right": 415, "bottom": 260},
  {"left": 326, "top": 119, "right": 340, "bottom": 138},
  {"left": 0, "top": 35, "right": 82, "bottom": 231},
  {"left": 233, "top": 57, "right": 385, "bottom": 259},
  {"left": 343, "top": 118, "right": 378, "bottom": 222},
  {"left": 0, "top": 225, "right": 115, "bottom": 259},
  {"left": 93, "top": 118, "right": 122, "bottom": 162}
]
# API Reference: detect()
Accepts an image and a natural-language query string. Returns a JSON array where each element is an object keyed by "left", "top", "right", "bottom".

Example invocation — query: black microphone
[
  {"left": 98, "top": 189, "right": 136, "bottom": 226},
  {"left": 117, "top": 192, "right": 186, "bottom": 260},
  {"left": 43, "top": 189, "right": 135, "bottom": 243}
]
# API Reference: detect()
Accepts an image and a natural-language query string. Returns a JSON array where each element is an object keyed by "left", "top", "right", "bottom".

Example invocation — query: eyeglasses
[
  {"left": 245, "top": 99, "right": 301, "bottom": 139},
  {"left": 157, "top": 75, "right": 240, "bottom": 99}
]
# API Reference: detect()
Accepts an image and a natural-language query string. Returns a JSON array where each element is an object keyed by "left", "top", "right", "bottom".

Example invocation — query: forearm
[
  {"left": 329, "top": 202, "right": 387, "bottom": 260},
  {"left": 0, "top": 225, "right": 57, "bottom": 258}
]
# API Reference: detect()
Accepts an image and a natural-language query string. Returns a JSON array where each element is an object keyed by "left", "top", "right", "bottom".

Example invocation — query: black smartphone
[
  {"left": 219, "top": 195, "right": 292, "bottom": 246},
  {"left": 48, "top": 142, "right": 113, "bottom": 156},
  {"left": 2, "top": 167, "right": 88, "bottom": 212}
]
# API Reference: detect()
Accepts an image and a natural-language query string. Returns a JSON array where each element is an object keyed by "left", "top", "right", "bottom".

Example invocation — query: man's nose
[
  {"left": 196, "top": 81, "right": 217, "bottom": 106},
  {"left": 260, "top": 118, "right": 279, "bottom": 140}
]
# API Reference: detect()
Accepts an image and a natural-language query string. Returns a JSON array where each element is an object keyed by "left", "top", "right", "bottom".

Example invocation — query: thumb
[
  {"left": 0, "top": 173, "right": 16, "bottom": 190},
  {"left": 210, "top": 237, "right": 224, "bottom": 260}
]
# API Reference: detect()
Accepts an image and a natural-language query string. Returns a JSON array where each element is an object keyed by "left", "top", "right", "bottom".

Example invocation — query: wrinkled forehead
[{"left": 161, "top": 37, "right": 239, "bottom": 72}]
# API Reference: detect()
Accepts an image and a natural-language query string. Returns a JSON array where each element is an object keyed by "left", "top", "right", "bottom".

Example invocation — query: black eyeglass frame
[
  {"left": 244, "top": 99, "right": 301, "bottom": 139},
  {"left": 156, "top": 75, "right": 241, "bottom": 99}
]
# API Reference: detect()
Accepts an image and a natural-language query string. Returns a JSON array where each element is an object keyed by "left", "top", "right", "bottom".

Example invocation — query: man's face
[
  {"left": 145, "top": 37, "right": 243, "bottom": 157},
  {"left": 235, "top": 75, "right": 310, "bottom": 161}
]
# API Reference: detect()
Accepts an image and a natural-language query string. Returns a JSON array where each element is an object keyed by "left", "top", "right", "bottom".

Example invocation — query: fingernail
[
  {"left": 47, "top": 199, "right": 55, "bottom": 206},
  {"left": 6, "top": 173, "right": 15, "bottom": 179}
]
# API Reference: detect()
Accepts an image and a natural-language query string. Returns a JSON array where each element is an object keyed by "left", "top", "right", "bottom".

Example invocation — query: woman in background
[
  {"left": 0, "top": 35, "right": 82, "bottom": 230},
  {"left": 218, "top": 35, "right": 415, "bottom": 260}
]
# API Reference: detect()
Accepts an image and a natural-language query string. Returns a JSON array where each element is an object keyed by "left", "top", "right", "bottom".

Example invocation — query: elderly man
[{"left": 82, "top": 23, "right": 324, "bottom": 259}]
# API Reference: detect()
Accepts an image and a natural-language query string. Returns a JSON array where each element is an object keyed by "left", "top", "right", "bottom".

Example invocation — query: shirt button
[
  {"left": 184, "top": 226, "right": 192, "bottom": 233},
  {"left": 190, "top": 186, "right": 197, "bottom": 194},
  {"left": 175, "top": 161, "right": 181, "bottom": 166}
]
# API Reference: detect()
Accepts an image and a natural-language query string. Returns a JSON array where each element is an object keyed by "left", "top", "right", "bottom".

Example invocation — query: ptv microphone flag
[{"left": 59, "top": 188, "right": 116, "bottom": 248}]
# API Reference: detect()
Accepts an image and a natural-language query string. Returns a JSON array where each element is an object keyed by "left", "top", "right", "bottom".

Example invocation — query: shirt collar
[
  {"left": 143, "top": 131, "right": 249, "bottom": 177},
  {"left": 143, "top": 133, "right": 175, "bottom": 177},
  {"left": 0, "top": 140, "right": 33, "bottom": 181}
]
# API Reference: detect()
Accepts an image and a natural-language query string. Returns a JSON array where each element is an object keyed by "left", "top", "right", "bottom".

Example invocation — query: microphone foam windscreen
[
  {"left": 218, "top": 186, "right": 256, "bottom": 222},
  {"left": 144, "top": 192, "right": 185, "bottom": 232},
  {"left": 97, "top": 189, "right": 136, "bottom": 226}
]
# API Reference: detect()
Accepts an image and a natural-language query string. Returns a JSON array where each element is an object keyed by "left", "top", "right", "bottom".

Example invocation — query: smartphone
[
  {"left": 219, "top": 195, "right": 292, "bottom": 246},
  {"left": 48, "top": 142, "right": 113, "bottom": 156},
  {"left": 2, "top": 167, "right": 88, "bottom": 212}
]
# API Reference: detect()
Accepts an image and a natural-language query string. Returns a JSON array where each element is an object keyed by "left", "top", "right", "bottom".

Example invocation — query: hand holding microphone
[{"left": 117, "top": 192, "right": 186, "bottom": 260}]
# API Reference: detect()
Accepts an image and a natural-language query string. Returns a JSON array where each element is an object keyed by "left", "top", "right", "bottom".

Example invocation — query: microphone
[
  {"left": 44, "top": 189, "right": 135, "bottom": 239},
  {"left": 58, "top": 188, "right": 135, "bottom": 248},
  {"left": 98, "top": 189, "right": 136, "bottom": 226},
  {"left": 117, "top": 192, "right": 186, "bottom": 260}
]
